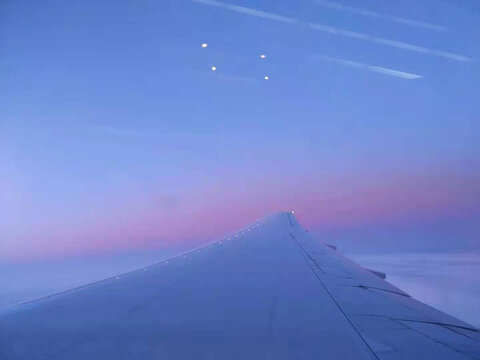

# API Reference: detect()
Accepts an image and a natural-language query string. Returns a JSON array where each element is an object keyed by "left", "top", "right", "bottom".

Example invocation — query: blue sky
[
  {"left": 1, "top": 0, "right": 479, "bottom": 321},
  {"left": 3, "top": 0, "right": 479, "bottom": 257},
  {"left": 0, "top": 0, "right": 480, "bottom": 324}
]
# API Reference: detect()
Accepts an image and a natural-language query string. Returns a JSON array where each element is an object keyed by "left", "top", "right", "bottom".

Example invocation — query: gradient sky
[{"left": 1, "top": 0, "right": 480, "bottom": 262}]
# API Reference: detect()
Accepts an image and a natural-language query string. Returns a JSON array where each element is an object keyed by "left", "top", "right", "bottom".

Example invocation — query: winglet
[{"left": 365, "top": 268, "right": 387, "bottom": 280}]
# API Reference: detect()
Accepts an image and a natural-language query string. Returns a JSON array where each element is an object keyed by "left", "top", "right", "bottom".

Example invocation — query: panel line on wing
[
  {"left": 358, "top": 314, "right": 480, "bottom": 333},
  {"left": 351, "top": 285, "right": 411, "bottom": 298},
  {"left": 443, "top": 325, "right": 480, "bottom": 343},
  {"left": 287, "top": 223, "right": 380, "bottom": 359},
  {"left": 395, "top": 319, "right": 480, "bottom": 356}
]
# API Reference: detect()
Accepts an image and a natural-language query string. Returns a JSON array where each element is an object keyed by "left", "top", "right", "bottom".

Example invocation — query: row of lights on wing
[
  {"left": 114, "top": 214, "right": 292, "bottom": 279},
  {"left": 201, "top": 43, "right": 270, "bottom": 80}
]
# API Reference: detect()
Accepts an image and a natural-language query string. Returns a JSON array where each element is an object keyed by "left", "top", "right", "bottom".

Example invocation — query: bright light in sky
[
  {"left": 260, "top": 54, "right": 266, "bottom": 58},
  {"left": 211, "top": 66, "right": 217, "bottom": 71},
  {"left": 201, "top": 43, "right": 208, "bottom": 48},
  {"left": 264, "top": 76, "right": 269, "bottom": 80}
]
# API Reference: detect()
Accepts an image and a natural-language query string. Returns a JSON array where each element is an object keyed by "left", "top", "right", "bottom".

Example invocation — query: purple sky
[
  {"left": 2, "top": 165, "right": 479, "bottom": 261},
  {"left": 1, "top": 1, "right": 480, "bottom": 322}
]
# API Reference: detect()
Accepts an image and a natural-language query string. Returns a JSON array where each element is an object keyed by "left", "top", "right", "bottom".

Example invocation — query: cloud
[
  {"left": 212, "top": 72, "right": 261, "bottom": 83},
  {"left": 95, "top": 125, "right": 143, "bottom": 137},
  {"left": 93, "top": 125, "right": 205, "bottom": 139},
  {"left": 348, "top": 252, "right": 480, "bottom": 327},
  {"left": 315, "top": 55, "right": 422, "bottom": 79}
]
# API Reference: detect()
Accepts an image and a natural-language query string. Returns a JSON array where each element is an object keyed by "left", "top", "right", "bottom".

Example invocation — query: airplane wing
[{"left": 1, "top": 212, "right": 479, "bottom": 359}]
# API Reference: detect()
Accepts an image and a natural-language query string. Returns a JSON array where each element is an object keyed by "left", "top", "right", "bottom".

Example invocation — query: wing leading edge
[{"left": 1, "top": 212, "right": 479, "bottom": 359}]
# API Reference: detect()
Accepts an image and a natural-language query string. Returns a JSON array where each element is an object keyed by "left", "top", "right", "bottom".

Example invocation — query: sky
[{"left": 1, "top": 0, "right": 479, "bottom": 323}]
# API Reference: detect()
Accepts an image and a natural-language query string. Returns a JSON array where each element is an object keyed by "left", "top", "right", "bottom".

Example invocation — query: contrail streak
[
  {"left": 312, "top": 0, "right": 448, "bottom": 32},
  {"left": 213, "top": 72, "right": 261, "bottom": 83},
  {"left": 192, "top": 0, "right": 472, "bottom": 63},
  {"left": 315, "top": 55, "right": 423, "bottom": 79},
  {"left": 193, "top": 0, "right": 298, "bottom": 23},
  {"left": 308, "top": 23, "right": 472, "bottom": 62}
]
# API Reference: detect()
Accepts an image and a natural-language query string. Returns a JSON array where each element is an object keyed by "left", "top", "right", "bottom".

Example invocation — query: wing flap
[{"left": 287, "top": 212, "right": 480, "bottom": 359}]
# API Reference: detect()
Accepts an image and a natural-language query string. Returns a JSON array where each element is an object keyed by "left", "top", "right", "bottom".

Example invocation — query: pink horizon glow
[{"left": 3, "top": 170, "right": 479, "bottom": 262}]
